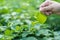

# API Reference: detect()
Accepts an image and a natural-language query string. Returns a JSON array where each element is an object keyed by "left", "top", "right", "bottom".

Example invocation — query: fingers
[
  {"left": 40, "top": 5, "right": 53, "bottom": 15},
  {"left": 41, "top": 11, "right": 52, "bottom": 15},
  {"left": 45, "top": 11, "right": 52, "bottom": 15},
  {"left": 40, "top": 5, "right": 53, "bottom": 12},
  {"left": 39, "top": 0, "right": 60, "bottom": 15},
  {"left": 40, "top": 1, "right": 52, "bottom": 8},
  {"left": 39, "top": 0, "right": 53, "bottom": 15},
  {"left": 40, "top": 1, "right": 49, "bottom": 8}
]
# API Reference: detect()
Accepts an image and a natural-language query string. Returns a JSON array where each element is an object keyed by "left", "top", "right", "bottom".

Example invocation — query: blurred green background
[{"left": 0, "top": 0, "right": 60, "bottom": 40}]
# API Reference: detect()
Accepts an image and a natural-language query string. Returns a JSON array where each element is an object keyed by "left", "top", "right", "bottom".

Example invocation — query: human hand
[{"left": 39, "top": 0, "right": 60, "bottom": 15}]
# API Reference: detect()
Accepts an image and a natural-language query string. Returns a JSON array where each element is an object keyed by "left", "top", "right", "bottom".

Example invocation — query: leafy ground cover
[{"left": 0, "top": 0, "right": 60, "bottom": 40}]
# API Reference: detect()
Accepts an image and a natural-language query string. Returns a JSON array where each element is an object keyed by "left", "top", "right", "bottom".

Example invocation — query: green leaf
[
  {"left": 35, "top": 29, "right": 50, "bottom": 36},
  {"left": 4, "top": 29, "right": 13, "bottom": 36},
  {"left": 35, "top": 11, "right": 47, "bottom": 24},
  {"left": 22, "top": 32, "right": 29, "bottom": 37},
  {"left": 0, "top": 34, "right": 3, "bottom": 38},
  {"left": 20, "top": 37, "right": 37, "bottom": 40}
]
